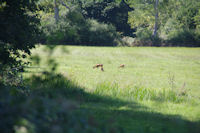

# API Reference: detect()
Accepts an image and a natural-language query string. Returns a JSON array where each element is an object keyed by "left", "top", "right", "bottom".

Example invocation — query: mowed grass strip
[{"left": 26, "top": 45, "right": 200, "bottom": 123}]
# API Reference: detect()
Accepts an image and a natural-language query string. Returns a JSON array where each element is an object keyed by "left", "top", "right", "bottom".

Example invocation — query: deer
[
  {"left": 93, "top": 64, "right": 104, "bottom": 71},
  {"left": 93, "top": 64, "right": 103, "bottom": 69},
  {"left": 119, "top": 64, "right": 125, "bottom": 68}
]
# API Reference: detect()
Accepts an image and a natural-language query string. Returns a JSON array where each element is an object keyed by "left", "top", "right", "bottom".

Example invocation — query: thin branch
[{"left": 59, "top": 0, "right": 70, "bottom": 10}]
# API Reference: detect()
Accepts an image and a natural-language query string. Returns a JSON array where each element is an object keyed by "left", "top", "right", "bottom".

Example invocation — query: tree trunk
[
  {"left": 54, "top": 0, "right": 59, "bottom": 23},
  {"left": 153, "top": 0, "right": 159, "bottom": 37}
]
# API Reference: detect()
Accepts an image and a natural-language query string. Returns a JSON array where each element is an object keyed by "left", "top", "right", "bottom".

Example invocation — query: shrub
[
  {"left": 119, "top": 36, "right": 135, "bottom": 46},
  {"left": 87, "top": 19, "right": 119, "bottom": 46},
  {"left": 135, "top": 28, "right": 153, "bottom": 41},
  {"left": 194, "top": 29, "right": 200, "bottom": 43},
  {"left": 41, "top": 11, "right": 120, "bottom": 46},
  {"left": 123, "top": 28, "right": 161, "bottom": 46},
  {"left": 167, "top": 29, "right": 199, "bottom": 46},
  {"left": 41, "top": 16, "right": 81, "bottom": 45},
  {"left": 160, "top": 18, "right": 200, "bottom": 47}
]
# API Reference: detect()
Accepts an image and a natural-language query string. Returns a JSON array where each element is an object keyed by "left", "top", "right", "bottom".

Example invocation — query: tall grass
[{"left": 94, "top": 82, "right": 186, "bottom": 103}]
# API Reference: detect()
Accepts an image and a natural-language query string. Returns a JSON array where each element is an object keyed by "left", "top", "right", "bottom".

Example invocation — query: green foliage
[
  {"left": 87, "top": 19, "right": 119, "bottom": 46},
  {"left": 36, "top": 0, "right": 200, "bottom": 46},
  {"left": 128, "top": 0, "right": 200, "bottom": 46},
  {"left": 79, "top": 0, "right": 134, "bottom": 36},
  {"left": 194, "top": 9, "right": 200, "bottom": 29},
  {"left": 0, "top": 0, "right": 40, "bottom": 75},
  {"left": 128, "top": 3, "right": 154, "bottom": 30},
  {"left": 135, "top": 28, "right": 153, "bottom": 41},
  {"left": 167, "top": 29, "right": 197, "bottom": 46},
  {"left": 41, "top": 11, "right": 119, "bottom": 46}
]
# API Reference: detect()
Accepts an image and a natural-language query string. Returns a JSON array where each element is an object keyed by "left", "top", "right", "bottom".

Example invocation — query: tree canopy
[
  {"left": 0, "top": 0, "right": 40, "bottom": 72},
  {"left": 128, "top": 0, "right": 200, "bottom": 46}
]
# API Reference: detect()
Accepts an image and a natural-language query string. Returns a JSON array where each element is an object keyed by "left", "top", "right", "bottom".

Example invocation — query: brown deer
[
  {"left": 119, "top": 64, "right": 125, "bottom": 68},
  {"left": 93, "top": 64, "right": 103, "bottom": 69},
  {"left": 93, "top": 64, "right": 104, "bottom": 71}
]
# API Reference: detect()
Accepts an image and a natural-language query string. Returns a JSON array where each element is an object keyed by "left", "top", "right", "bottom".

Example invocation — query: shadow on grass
[
  {"left": 1, "top": 70, "right": 199, "bottom": 133},
  {"left": 20, "top": 72, "right": 199, "bottom": 133}
]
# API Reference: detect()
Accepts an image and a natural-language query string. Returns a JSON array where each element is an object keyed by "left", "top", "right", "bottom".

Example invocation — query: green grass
[{"left": 24, "top": 45, "right": 200, "bottom": 132}]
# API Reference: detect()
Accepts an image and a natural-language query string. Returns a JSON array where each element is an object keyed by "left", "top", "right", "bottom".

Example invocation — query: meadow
[{"left": 25, "top": 45, "right": 200, "bottom": 132}]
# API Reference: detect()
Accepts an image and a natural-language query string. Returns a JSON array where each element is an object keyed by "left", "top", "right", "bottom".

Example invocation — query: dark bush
[{"left": 167, "top": 29, "right": 200, "bottom": 47}]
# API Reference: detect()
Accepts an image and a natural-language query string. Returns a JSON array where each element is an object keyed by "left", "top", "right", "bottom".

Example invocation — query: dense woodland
[
  {"left": 1, "top": 0, "right": 200, "bottom": 48},
  {"left": 34, "top": 0, "right": 199, "bottom": 46},
  {"left": 39, "top": 0, "right": 200, "bottom": 46},
  {"left": 0, "top": 0, "right": 200, "bottom": 132}
]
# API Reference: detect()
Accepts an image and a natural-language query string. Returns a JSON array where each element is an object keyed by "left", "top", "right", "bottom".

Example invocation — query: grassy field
[{"left": 25, "top": 45, "right": 200, "bottom": 132}]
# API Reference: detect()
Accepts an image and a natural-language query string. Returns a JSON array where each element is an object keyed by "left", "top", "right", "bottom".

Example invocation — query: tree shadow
[{"left": 22, "top": 72, "right": 200, "bottom": 133}]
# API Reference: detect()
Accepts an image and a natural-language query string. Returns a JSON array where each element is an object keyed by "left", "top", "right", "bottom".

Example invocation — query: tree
[
  {"left": 0, "top": 0, "right": 40, "bottom": 78},
  {"left": 153, "top": 0, "right": 159, "bottom": 37},
  {"left": 39, "top": 0, "right": 71, "bottom": 23},
  {"left": 54, "top": 0, "right": 59, "bottom": 22},
  {"left": 128, "top": 0, "right": 160, "bottom": 37},
  {"left": 128, "top": 0, "right": 200, "bottom": 45},
  {"left": 79, "top": 0, "right": 134, "bottom": 36}
]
